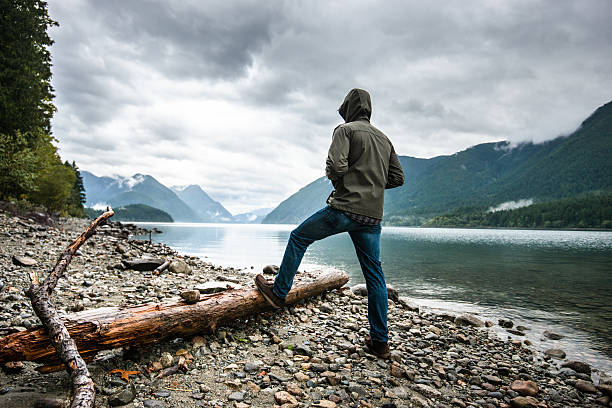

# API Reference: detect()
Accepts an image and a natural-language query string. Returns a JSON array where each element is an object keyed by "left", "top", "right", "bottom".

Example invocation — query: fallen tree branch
[
  {"left": 2, "top": 269, "right": 349, "bottom": 372},
  {"left": 24, "top": 210, "right": 114, "bottom": 408}
]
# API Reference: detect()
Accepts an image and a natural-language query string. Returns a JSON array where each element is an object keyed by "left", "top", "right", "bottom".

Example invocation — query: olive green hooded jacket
[{"left": 325, "top": 88, "right": 405, "bottom": 219}]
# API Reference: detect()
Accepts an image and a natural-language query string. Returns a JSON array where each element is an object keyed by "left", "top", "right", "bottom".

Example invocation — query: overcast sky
[{"left": 47, "top": 0, "right": 612, "bottom": 214}]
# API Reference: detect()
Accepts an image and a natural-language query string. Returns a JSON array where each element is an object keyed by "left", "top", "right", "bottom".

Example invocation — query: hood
[{"left": 338, "top": 88, "right": 372, "bottom": 123}]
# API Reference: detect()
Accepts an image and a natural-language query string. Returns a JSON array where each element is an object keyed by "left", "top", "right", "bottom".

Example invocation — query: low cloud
[{"left": 488, "top": 199, "right": 534, "bottom": 213}]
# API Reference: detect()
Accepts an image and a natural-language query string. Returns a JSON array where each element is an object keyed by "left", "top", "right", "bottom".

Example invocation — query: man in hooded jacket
[{"left": 255, "top": 88, "right": 404, "bottom": 358}]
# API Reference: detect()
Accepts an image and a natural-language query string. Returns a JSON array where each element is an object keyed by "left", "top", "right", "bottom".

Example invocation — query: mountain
[
  {"left": 171, "top": 185, "right": 233, "bottom": 222},
  {"left": 263, "top": 100, "right": 612, "bottom": 225},
  {"left": 82, "top": 172, "right": 200, "bottom": 222},
  {"left": 262, "top": 178, "right": 333, "bottom": 224},
  {"left": 232, "top": 207, "right": 273, "bottom": 224},
  {"left": 85, "top": 204, "right": 173, "bottom": 222}
]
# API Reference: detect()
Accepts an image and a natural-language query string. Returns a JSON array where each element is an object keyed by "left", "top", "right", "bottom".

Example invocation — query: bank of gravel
[{"left": 0, "top": 212, "right": 610, "bottom": 408}]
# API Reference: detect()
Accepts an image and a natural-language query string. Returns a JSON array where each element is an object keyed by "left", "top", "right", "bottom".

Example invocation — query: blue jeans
[{"left": 273, "top": 206, "right": 388, "bottom": 342}]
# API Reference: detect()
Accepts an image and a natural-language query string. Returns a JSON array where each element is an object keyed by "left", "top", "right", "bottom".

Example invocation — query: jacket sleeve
[
  {"left": 386, "top": 146, "right": 404, "bottom": 189},
  {"left": 325, "top": 126, "right": 350, "bottom": 182}
]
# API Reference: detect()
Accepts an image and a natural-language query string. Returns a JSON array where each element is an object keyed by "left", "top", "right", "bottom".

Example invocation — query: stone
[
  {"left": 414, "top": 384, "right": 441, "bottom": 398},
  {"left": 544, "top": 348, "right": 566, "bottom": 359},
  {"left": 350, "top": 283, "right": 399, "bottom": 303},
  {"left": 244, "top": 360, "right": 263, "bottom": 372},
  {"left": 450, "top": 398, "right": 466, "bottom": 407},
  {"left": 482, "top": 375, "right": 502, "bottom": 385},
  {"left": 12, "top": 255, "right": 37, "bottom": 266},
  {"left": 108, "top": 383, "right": 136, "bottom": 406},
  {"left": 543, "top": 330, "right": 564, "bottom": 340},
  {"left": 454, "top": 313, "right": 485, "bottom": 327},
  {"left": 195, "top": 281, "right": 238, "bottom": 294},
  {"left": 228, "top": 392, "right": 245, "bottom": 401},
  {"left": 511, "top": 380, "right": 539, "bottom": 396},
  {"left": 398, "top": 297, "right": 419, "bottom": 311},
  {"left": 561, "top": 360, "right": 591, "bottom": 374},
  {"left": 180, "top": 290, "right": 200, "bottom": 304},
  {"left": 122, "top": 258, "right": 164, "bottom": 271},
  {"left": 574, "top": 379, "right": 597, "bottom": 394},
  {"left": 160, "top": 352, "right": 174, "bottom": 368},
  {"left": 311, "top": 400, "right": 337, "bottom": 408},
  {"left": 169, "top": 259, "right": 191, "bottom": 274},
  {"left": 263, "top": 264, "right": 279, "bottom": 275},
  {"left": 598, "top": 384, "right": 612, "bottom": 397},
  {"left": 294, "top": 344, "right": 313, "bottom": 357},
  {"left": 498, "top": 319, "right": 514, "bottom": 328},
  {"left": 294, "top": 372, "right": 309, "bottom": 382},
  {"left": 274, "top": 391, "right": 298, "bottom": 405},
  {"left": 510, "top": 396, "right": 539, "bottom": 408},
  {"left": 286, "top": 383, "right": 304, "bottom": 396},
  {"left": 143, "top": 401, "right": 166, "bottom": 408}
]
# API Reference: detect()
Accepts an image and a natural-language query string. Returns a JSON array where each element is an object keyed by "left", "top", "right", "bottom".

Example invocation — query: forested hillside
[
  {"left": 423, "top": 192, "right": 612, "bottom": 229},
  {"left": 85, "top": 204, "right": 173, "bottom": 222}
]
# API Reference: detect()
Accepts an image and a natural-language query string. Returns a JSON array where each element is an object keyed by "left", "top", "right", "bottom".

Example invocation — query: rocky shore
[{"left": 0, "top": 212, "right": 611, "bottom": 408}]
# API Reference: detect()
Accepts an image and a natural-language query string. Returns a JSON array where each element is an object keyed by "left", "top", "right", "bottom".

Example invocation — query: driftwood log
[
  {"left": 1, "top": 269, "right": 348, "bottom": 372},
  {"left": 23, "top": 210, "right": 115, "bottom": 408}
]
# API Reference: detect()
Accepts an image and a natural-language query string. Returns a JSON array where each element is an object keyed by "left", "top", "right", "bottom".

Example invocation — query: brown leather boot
[
  {"left": 255, "top": 274, "right": 285, "bottom": 308},
  {"left": 364, "top": 335, "right": 390, "bottom": 359}
]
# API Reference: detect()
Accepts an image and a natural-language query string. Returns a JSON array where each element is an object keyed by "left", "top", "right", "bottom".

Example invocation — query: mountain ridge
[{"left": 263, "top": 100, "right": 612, "bottom": 225}]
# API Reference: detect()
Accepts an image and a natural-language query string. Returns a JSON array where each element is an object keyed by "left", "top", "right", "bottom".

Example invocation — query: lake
[{"left": 133, "top": 222, "right": 612, "bottom": 374}]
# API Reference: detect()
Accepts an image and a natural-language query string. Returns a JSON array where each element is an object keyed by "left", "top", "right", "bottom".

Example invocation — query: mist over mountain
[
  {"left": 263, "top": 100, "right": 612, "bottom": 225},
  {"left": 171, "top": 185, "right": 233, "bottom": 222},
  {"left": 232, "top": 208, "right": 274, "bottom": 224}
]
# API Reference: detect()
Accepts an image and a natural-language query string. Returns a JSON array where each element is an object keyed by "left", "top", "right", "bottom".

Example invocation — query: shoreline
[{"left": 1, "top": 214, "right": 611, "bottom": 407}]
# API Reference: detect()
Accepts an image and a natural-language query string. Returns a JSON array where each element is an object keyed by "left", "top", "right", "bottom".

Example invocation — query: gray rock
[
  {"left": 543, "top": 330, "right": 564, "bottom": 340},
  {"left": 398, "top": 297, "right": 419, "bottom": 312},
  {"left": 244, "top": 360, "right": 263, "bottom": 372},
  {"left": 294, "top": 344, "right": 314, "bottom": 357},
  {"left": 454, "top": 313, "right": 485, "bottom": 327},
  {"left": 169, "top": 259, "right": 191, "bottom": 274},
  {"left": 228, "top": 391, "right": 245, "bottom": 401},
  {"left": 108, "top": 383, "right": 136, "bottom": 407},
  {"left": 122, "top": 258, "right": 164, "bottom": 271},
  {"left": 195, "top": 281, "right": 237, "bottom": 294},
  {"left": 544, "top": 348, "right": 566, "bottom": 359},
  {"left": 350, "top": 283, "right": 399, "bottom": 303},
  {"left": 561, "top": 360, "right": 591, "bottom": 374},
  {"left": 143, "top": 400, "right": 165, "bottom": 408},
  {"left": 180, "top": 290, "right": 200, "bottom": 304},
  {"left": 263, "top": 265, "right": 279, "bottom": 275},
  {"left": 154, "top": 389, "right": 171, "bottom": 398},
  {"left": 12, "top": 255, "right": 38, "bottom": 267},
  {"left": 498, "top": 319, "right": 514, "bottom": 328}
]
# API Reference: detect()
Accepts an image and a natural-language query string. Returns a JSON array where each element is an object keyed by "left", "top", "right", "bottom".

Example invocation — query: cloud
[{"left": 47, "top": 0, "right": 612, "bottom": 213}]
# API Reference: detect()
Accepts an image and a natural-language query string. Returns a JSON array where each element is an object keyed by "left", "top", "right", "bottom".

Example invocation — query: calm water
[{"left": 134, "top": 222, "right": 612, "bottom": 374}]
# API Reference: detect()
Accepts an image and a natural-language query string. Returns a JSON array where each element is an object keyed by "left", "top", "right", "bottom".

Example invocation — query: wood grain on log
[{"left": 1, "top": 269, "right": 348, "bottom": 372}]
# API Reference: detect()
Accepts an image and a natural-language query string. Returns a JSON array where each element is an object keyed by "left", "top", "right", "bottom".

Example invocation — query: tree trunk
[{"left": 0, "top": 270, "right": 348, "bottom": 372}]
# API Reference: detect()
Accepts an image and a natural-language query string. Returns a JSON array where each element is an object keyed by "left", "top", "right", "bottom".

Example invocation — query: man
[{"left": 255, "top": 88, "right": 404, "bottom": 358}]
